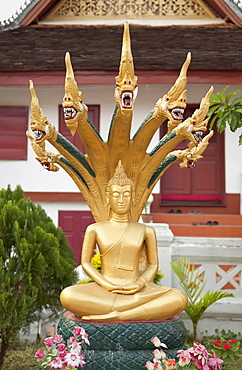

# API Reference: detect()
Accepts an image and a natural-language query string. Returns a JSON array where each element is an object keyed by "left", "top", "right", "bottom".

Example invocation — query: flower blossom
[
  {"left": 73, "top": 327, "right": 86, "bottom": 336},
  {"left": 49, "top": 358, "right": 63, "bottom": 369},
  {"left": 207, "top": 351, "right": 223, "bottom": 370},
  {"left": 53, "top": 334, "right": 63, "bottom": 343},
  {"left": 82, "top": 333, "right": 90, "bottom": 345},
  {"left": 65, "top": 352, "right": 82, "bottom": 368},
  {"left": 214, "top": 340, "right": 222, "bottom": 347},
  {"left": 70, "top": 341, "right": 82, "bottom": 354},
  {"left": 223, "top": 343, "right": 232, "bottom": 350},
  {"left": 44, "top": 337, "right": 54, "bottom": 347},
  {"left": 35, "top": 349, "right": 45, "bottom": 358},
  {"left": 151, "top": 337, "right": 168, "bottom": 348},
  {"left": 153, "top": 348, "right": 166, "bottom": 360},
  {"left": 145, "top": 361, "right": 155, "bottom": 370},
  {"left": 57, "top": 343, "right": 66, "bottom": 352},
  {"left": 162, "top": 358, "right": 177, "bottom": 369},
  {"left": 178, "top": 353, "right": 191, "bottom": 367}
]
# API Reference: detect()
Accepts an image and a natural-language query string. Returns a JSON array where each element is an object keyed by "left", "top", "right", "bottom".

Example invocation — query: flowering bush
[
  {"left": 213, "top": 338, "right": 241, "bottom": 363},
  {"left": 145, "top": 337, "right": 223, "bottom": 370},
  {"left": 35, "top": 327, "right": 90, "bottom": 369}
]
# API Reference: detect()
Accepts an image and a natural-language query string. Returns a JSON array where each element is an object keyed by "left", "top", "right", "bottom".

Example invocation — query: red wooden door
[
  {"left": 58, "top": 211, "right": 95, "bottom": 265},
  {"left": 59, "top": 105, "right": 100, "bottom": 153},
  {"left": 160, "top": 105, "right": 225, "bottom": 206}
]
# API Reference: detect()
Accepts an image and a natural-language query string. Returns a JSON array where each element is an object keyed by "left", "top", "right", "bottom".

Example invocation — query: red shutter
[{"left": 0, "top": 106, "right": 28, "bottom": 160}]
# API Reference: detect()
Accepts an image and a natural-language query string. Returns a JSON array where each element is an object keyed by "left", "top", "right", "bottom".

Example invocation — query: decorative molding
[
  {"left": 1, "top": 69, "right": 242, "bottom": 86},
  {"left": 47, "top": 0, "right": 216, "bottom": 20}
]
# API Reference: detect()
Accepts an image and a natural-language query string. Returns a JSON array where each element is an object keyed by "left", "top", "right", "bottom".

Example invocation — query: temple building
[{"left": 0, "top": 0, "right": 242, "bottom": 263}]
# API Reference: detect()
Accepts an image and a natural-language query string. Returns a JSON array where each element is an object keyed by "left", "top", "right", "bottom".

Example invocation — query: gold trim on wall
[{"left": 46, "top": 0, "right": 217, "bottom": 20}]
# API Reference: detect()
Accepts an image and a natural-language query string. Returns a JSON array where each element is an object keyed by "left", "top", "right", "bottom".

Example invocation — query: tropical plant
[
  {"left": 207, "top": 86, "right": 242, "bottom": 145},
  {"left": 171, "top": 258, "right": 234, "bottom": 341},
  {"left": 0, "top": 185, "right": 77, "bottom": 367}
]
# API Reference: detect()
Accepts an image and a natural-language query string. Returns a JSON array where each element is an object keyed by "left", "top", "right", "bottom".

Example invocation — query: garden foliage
[
  {"left": 171, "top": 258, "right": 234, "bottom": 341},
  {"left": 208, "top": 86, "right": 242, "bottom": 145},
  {"left": 0, "top": 185, "right": 77, "bottom": 367}
]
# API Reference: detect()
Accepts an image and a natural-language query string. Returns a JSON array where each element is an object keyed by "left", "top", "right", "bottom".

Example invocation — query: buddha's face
[{"left": 109, "top": 184, "right": 132, "bottom": 215}]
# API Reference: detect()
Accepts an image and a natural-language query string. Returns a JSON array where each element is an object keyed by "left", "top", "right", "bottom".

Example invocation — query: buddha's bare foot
[{"left": 82, "top": 311, "right": 120, "bottom": 322}]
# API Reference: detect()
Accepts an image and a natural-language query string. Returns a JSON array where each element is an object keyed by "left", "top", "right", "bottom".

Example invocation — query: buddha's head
[{"left": 106, "top": 161, "right": 134, "bottom": 217}]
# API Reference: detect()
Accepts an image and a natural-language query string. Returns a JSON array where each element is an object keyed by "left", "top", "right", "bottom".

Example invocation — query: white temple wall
[{"left": 0, "top": 83, "right": 241, "bottom": 195}]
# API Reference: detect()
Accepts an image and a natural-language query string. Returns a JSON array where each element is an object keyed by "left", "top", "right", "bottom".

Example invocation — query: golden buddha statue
[
  {"left": 60, "top": 162, "right": 188, "bottom": 321},
  {"left": 27, "top": 22, "right": 213, "bottom": 323}
]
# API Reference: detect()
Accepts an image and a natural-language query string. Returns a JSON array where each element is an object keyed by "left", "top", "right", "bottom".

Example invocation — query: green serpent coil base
[{"left": 57, "top": 313, "right": 187, "bottom": 370}]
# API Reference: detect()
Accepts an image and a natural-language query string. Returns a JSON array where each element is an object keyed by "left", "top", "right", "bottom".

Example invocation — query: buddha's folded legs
[
  {"left": 83, "top": 287, "right": 187, "bottom": 322},
  {"left": 60, "top": 281, "right": 187, "bottom": 322}
]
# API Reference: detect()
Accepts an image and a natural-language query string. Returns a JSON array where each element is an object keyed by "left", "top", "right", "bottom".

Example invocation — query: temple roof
[
  {"left": 1, "top": 0, "right": 242, "bottom": 30},
  {"left": 0, "top": 0, "right": 241, "bottom": 73},
  {"left": 0, "top": 24, "right": 242, "bottom": 72}
]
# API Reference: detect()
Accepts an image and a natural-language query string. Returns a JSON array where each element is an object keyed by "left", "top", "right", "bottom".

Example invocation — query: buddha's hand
[
  {"left": 101, "top": 280, "right": 124, "bottom": 292},
  {"left": 112, "top": 278, "right": 145, "bottom": 295}
]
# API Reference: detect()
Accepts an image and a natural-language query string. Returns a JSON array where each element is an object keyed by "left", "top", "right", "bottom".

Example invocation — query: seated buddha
[{"left": 60, "top": 163, "right": 187, "bottom": 322}]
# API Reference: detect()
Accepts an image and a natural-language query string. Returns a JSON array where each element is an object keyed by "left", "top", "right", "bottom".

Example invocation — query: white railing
[{"left": 154, "top": 223, "right": 242, "bottom": 336}]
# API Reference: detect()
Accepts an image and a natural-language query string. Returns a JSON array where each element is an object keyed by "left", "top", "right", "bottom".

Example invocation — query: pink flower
[
  {"left": 229, "top": 339, "right": 237, "bottom": 344},
  {"left": 194, "top": 359, "right": 210, "bottom": 370},
  {"left": 223, "top": 343, "right": 232, "bottom": 350},
  {"left": 207, "top": 352, "right": 223, "bottom": 370},
  {"left": 65, "top": 352, "right": 82, "bottom": 368},
  {"left": 35, "top": 349, "right": 45, "bottom": 358},
  {"left": 153, "top": 349, "right": 166, "bottom": 360},
  {"left": 58, "top": 352, "right": 66, "bottom": 359},
  {"left": 44, "top": 337, "right": 54, "bottom": 347},
  {"left": 49, "top": 358, "right": 63, "bottom": 369},
  {"left": 162, "top": 358, "right": 177, "bottom": 369},
  {"left": 70, "top": 341, "right": 82, "bottom": 354},
  {"left": 57, "top": 343, "right": 66, "bottom": 352},
  {"left": 151, "top": 337, "right": 167, "bottom": 348},
  {"left": 69, "top": 336, "right": 76, "bottom": 344},
  {"left": 178, "top": 353, "right": 191, "bottom": 367},
  {"left": 151, "top": 337, "right": 162, "bottom": 347},
  {"left": 53, "top": 334, "right": 63, "bottom": 343},
  {"left": 145, "top": 361, "right": 155, "bottom": 370},
  {"left": 82, "top": 333, "right": 90, "bottom": 345},
  {"left": 153, "top": 361, "right": 163, "bottom": 370},
  {"left": 73, "top": 327, "right": 86, "bottom": 336}
]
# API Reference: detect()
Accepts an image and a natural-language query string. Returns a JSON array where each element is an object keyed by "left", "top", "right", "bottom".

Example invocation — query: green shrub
[{"left": 0, "top": 185, "right": 77, "bottom": 367}]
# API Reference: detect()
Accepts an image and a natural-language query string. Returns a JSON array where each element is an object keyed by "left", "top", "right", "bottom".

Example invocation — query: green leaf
[
  {"left": 239, "top": 133, "right": 242, "bottom": 145},
  {"left": 230, "top": 114, "right": 239, "bottom": 132},
  {"left": 225, "top": 89, "right": 242, "bottom": 104},
  {"left": 207, "top": 104, "right": 221, "bottom": 117},
  {"left": 209, "top": 115, "right": 218, "bottom": 130},
  {"left": 230, "top": 97, "right": 242, "bottom": 108}
]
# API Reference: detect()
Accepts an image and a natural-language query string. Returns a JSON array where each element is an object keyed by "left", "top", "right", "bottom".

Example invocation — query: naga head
[
  {"left": 179, "top": 130, "right": 214, "bottom": 169},
  {"left": 36, "top": 154, "right": 59, "bottom": 172},
  {"left": 115, "top": 22, "right": 138, "bottom": 112},
  {"left": 174, "top": 87, "right": 214, "bottom": 148},
  {"left": 155, "top": 53, "right": 191, "bottom": 126},
  {"left": 28, "top": 80, "right": 53, "bottom": 144},
  {"left": 62, "top": 52, "right": 87, "bottom": 136}
]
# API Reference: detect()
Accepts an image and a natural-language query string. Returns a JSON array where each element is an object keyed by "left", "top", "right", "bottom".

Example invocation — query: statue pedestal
[{"left": 57, "top": 312, "right": 187, "bottom": 370}]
